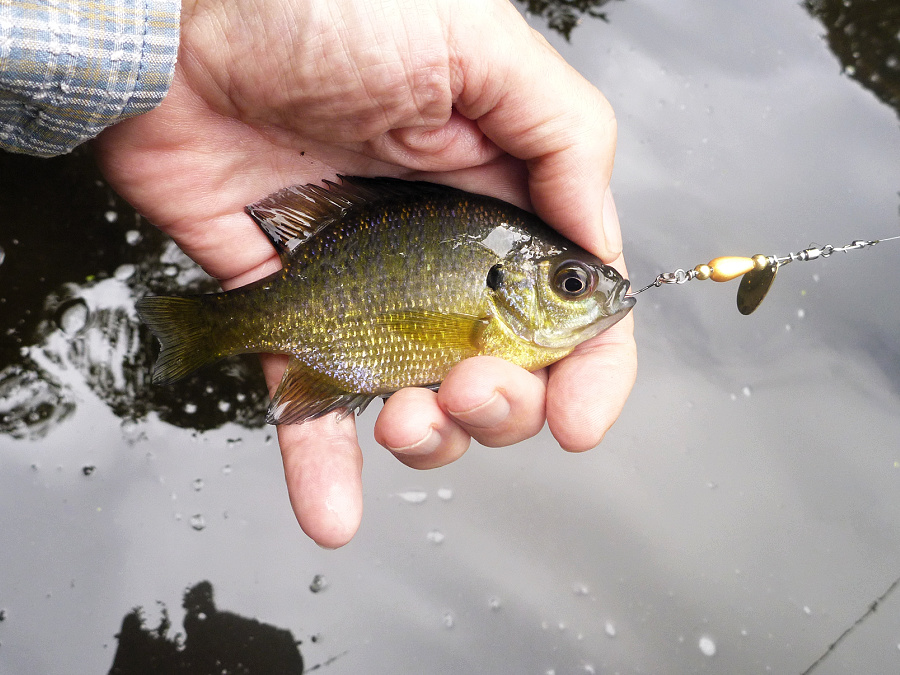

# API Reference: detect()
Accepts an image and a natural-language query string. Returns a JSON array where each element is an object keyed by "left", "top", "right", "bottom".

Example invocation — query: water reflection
[
  {"left": 108, "top": 581, "right": 304, "bottom": 674},
  {"left": 804, "top": 0, "right": 900, "bottom": 119},
  {"left": 515, "top": 0, "right": 622, "bottom": 40},
  {"left": 0, "top": 152, "right": 268, "bottom": 439}
]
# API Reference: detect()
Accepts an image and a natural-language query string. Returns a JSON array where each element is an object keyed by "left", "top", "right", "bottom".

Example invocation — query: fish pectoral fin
[
  {"left": 267, "top": 357, "right": 374, "bottom": 425},
  {"left": 374, "top": 311, "right": 489, "bottom": 351}
]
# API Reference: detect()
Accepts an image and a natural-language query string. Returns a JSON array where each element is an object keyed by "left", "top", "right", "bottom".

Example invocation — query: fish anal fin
[
  {"left": 267, "top": 357, "right": 374, "bottom": 425},
  {"left": 375, "top": 311, "right": 488, "bottom": 351}
]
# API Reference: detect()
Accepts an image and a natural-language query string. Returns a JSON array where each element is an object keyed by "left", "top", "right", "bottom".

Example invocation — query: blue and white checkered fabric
[{"left": 0, "top": 0, "right": 179, "bottom": 156}]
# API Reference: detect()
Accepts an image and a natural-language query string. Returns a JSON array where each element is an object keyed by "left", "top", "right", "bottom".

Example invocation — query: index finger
[{"left": 448, "top": 0, "right": 619, "bottom": 261}]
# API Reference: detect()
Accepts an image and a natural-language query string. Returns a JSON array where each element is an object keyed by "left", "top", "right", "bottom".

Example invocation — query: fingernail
[
  {"left": 447, "top": 391, "right": 510, "bottom": 428},
  {"left": 601, "top": 187, "right": 622, "bottom": 258},
  {"left": 386, "top": 425, "right": 442, "bottom": 456}
]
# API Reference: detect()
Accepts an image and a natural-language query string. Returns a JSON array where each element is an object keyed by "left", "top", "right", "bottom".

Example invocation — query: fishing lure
[{"left": 628, "top": 235, "right": 900, "bottom": 314}]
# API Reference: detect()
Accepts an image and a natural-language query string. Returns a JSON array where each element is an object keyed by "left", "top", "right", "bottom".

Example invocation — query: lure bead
[
  {"left": 752, "top": 254, "right": 769, "bottom": 271},
  {"left": 707, "top": 256, "right": 756, "bottom": 282},
  {"left": 694, "top": 264, "right": 711, "bottom": 280}
]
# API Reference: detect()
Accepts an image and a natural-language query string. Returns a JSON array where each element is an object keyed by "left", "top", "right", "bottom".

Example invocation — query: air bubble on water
[
  {"left": 557, "top": 621, "right": 567, "bottom": 631},
  {"left": 57, "top": 299, "right": 89, "bottom": 335},
  {"left": 164, "top": 265, "right": 179, "bottom": 277},
  {"left": 785, "top": 323, "right": 793, "bottom": 332},
  {"left": 797, "top": 308, "right": 805, "bottom": 319},
  {"left": 698, "top": 635, "right": 716, "bottom": 656},
  {"left": 189, "top": 514, "right": 206, "bottom": 531},
  {"left": 442, "top": 612, "right": 454, "bottom": 629},
  {"left": 114, "top": 264, "right": 135, "bottom": 281},
  {"left": 396, "top": 490, "right": 427, "bottom": 504},
  {"left": 803, "top": 606, "right": 812, "bottom": 616},
  {"left": 488, "top": 596, "right": 501, "bottom": 611},
  {"left": 82, "top": 465, "right": 95, "bottom": 476},
  {"left": 184, "top": 403, "right": 197, "bottom": 414},
  {"left": 217, "top": 400, "right": 231, "bottom": 412},
  {"left": 572, "top": 583, "right": 589, "bottom": 596},
  {"left": 309, "top": 574, "right": 328, "bottom": 594},
  {"left": 426, "top": 530, "right": 445, "bottom": 544},
  {"left": 741, "top": 385, "right": 752, "bottom": 398},
  {"left": 104, "top": 210, "right": 118, "bottom": 223},
  {"left": 222, "top": 464, "right": 232, "bottom": 475},
  {"left": 125, "top": 230, "right": 141, "bottom": 245},
  {"left": 0, "top": 245, "right": 5, "bottom": 266},
  {"left": 437, "top": 487, "right": 453, "bottom": 501},
  {"left": 0, "top": 608, "right": 6, "bottom": 621},
  {"left": 729, "top": 393, "right": 738, "bottom": 401},
  {"left": 583, "top": 664, "right": 596, "bottom": 674},
  {"left": 812, "top": 273, "right": 820, "bottom": 283},
  {"left": 605, "top": 621, "right": 617, "bottom": 637},
  {"left": 192, "top": 478, "right": 204, "bottom": 492}
]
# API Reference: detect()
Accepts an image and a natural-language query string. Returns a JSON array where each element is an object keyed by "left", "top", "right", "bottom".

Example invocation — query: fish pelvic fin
[
  {"left": 267, "top": 356, "right": 375, "bottom": 425},
  {"left": 136, "top": 296, "right": 223, "bottom": 385}
]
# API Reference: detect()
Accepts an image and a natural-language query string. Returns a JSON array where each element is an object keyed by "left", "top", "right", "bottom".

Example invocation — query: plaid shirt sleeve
[{"left": 0, "top": 0, "right": 179, "bottom": 157}]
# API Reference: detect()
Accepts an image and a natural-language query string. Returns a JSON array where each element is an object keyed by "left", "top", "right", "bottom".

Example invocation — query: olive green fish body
[{"left": 137, "top": 177, "right": 635, "bottom": 424}]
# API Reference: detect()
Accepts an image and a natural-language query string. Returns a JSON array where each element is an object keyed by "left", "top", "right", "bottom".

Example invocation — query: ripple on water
[{"left": 56, "top": 298, "right": 89, "bottom": 336}]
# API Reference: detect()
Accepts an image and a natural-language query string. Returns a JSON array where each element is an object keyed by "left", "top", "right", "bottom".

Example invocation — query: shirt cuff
[{"left": 0, "top": 0, "right": 180, "bottom": 157}]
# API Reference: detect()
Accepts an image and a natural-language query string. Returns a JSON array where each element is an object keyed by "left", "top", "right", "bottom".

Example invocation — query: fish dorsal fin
[
  {"left": 267, "top": 356, "right": 375, "bottom": 424},
  {"left": 245, "top": 176, "right": 462, "bottom": 262}
]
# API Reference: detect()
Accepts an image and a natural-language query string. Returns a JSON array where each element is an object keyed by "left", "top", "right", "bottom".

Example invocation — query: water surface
[{"left": 1, "top": 1, "right": 899, "bottom": 673}]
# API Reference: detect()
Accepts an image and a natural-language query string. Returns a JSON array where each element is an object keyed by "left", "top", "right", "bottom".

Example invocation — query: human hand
[{"left": 94, "top": 0, "right": 636, "bottom": 548}]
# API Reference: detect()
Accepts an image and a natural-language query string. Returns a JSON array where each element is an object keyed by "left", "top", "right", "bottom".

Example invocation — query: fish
[{"left": 136, "top": 176, "right": 635, "bottom": 424}]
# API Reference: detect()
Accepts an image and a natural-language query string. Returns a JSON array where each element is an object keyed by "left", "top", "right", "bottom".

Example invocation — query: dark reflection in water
[
  {"left": 0, "top": 151, "right": 268, "bottom": 439},
  {"left": 0, "top": 0, "right": 897, "bottom": 439},
  {"left": 515, "top": 0, "right": 621, "bottom": 40},
  {"left": 108, "top": 581, "right": 304, "bottom": 675},
  {"left": 804, "top": 0, "right": 900, "bottom": 119}
]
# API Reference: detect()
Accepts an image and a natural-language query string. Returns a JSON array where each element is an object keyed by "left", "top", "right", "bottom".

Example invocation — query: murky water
[{"left": 1, "top": 1, "right": 899, "bottom": 673}]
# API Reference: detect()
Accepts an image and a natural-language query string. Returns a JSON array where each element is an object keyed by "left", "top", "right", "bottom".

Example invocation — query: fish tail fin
[{"left": 136, "top": 296, "right": 224, "bottom": 384}]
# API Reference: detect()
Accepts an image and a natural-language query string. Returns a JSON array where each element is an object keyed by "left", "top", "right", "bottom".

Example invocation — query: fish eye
[
  {"left": 553, "top": 261, "right": 595, "bottom": 299},
  {"left": 486, "top": 263, "right": 504, "bottom": 291}
]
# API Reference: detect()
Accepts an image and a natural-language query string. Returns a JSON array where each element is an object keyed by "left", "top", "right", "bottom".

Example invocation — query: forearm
[{"left": 0, "top": 0, "right": 180, "bottom": 156}]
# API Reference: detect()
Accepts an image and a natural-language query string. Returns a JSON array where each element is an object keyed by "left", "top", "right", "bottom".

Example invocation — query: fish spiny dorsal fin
[{"left": 245, "top": 176, "right": 468, "bottom": 262}]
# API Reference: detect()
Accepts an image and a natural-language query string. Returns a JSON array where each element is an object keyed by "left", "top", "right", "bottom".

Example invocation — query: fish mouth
[
  {"left": 583, "top": 278, "right": 634, "bottom": 338},
  {"left": 607, "top": 278, "right": 635, "bottom": 314}
]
